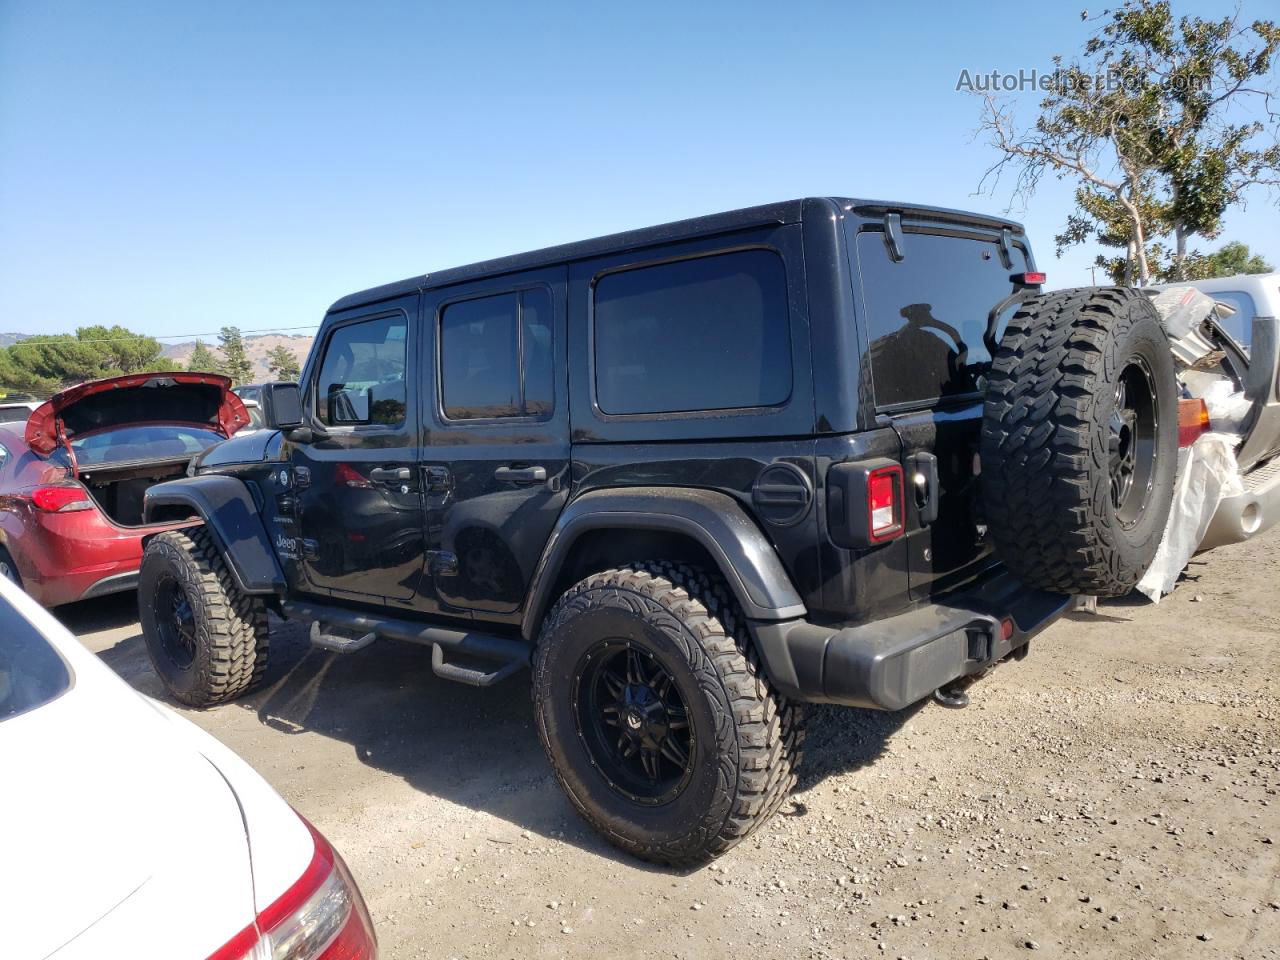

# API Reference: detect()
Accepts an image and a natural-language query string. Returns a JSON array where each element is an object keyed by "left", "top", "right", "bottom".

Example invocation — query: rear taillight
[
  {"left": 867, "top": 465, "right": 904, "bottom": 543},
  {"left": 30, "top": 485, "right": 94, "bottom": 513},
  {"left": 1012, "top": 272, "right": 1047, "bottom": 286},
  {"left": 209, "top": 819, "right": 376, "bottom": 960},
  {"left": 1178, "top": 398, "right": 1211, "bottom": 447}
]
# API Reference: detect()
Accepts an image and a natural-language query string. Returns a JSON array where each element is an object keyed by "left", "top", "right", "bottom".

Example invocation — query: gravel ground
[{"left": 67, "top": 529, "right": 1280, "bottom": 960}]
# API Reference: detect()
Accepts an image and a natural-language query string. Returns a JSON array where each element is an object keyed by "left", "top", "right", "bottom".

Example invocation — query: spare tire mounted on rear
[{"left": 981, "top": 286, "right": 1178, "bottom": 597}]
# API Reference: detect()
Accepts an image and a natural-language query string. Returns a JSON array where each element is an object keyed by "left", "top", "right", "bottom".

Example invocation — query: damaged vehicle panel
[{"left": 1144, "top": 280, "right": 1280, "bottom": 571}]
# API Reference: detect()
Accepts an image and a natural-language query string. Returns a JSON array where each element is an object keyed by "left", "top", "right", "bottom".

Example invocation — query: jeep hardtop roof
[{"left": 327, "top": 197, "right": 1027, "bottom": 314}]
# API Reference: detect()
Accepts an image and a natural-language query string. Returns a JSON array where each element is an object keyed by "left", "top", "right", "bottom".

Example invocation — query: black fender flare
[
  {"left": 520, "top": 486, "right": 807, "bottom": 641},
  {"left": 143, "top": 475, "right": 284, "bottom": 595}
]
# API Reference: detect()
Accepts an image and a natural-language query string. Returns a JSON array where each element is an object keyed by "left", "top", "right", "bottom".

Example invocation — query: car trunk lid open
[
  {"left": 24, "top": 373, "right": 250, "bottom": 527},
  {"left": 25, "top": 372, "right": 249, "bottom": 461}
]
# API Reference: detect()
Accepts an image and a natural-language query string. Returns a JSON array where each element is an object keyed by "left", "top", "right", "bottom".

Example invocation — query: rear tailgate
[
  {"left": 850, "top": 217, "right": 1034, "bottom": 599},
  {"left": 889, "top": 402, "right": 993, "bottom": 599}
]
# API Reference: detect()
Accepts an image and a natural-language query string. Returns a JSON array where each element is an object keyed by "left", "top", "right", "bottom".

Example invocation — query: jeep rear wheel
[
  {"left": 138, "top": 528, "right": 269, "bottom": 706},
  {"left": 532, "top": 562, "right": 803, "bottom": 866},
  {"left": 981, "top": 287, "right": 1178, "bottom": 596}
]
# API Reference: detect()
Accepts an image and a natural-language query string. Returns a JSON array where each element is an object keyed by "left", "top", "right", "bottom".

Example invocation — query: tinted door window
[
  {"left": 315, "top": 315, "right": 407, "bottom": 426},
  {"left": 593, "top": 250, "right": 791, "bottom": 415},
  {"left": 440, "top": 288, "right": 553, "bottom": 420},
  {"left": 857, "top": 231, "right": 1026, "bottom": 407}
]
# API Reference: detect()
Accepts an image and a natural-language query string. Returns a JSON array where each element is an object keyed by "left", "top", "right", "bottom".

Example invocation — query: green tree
[
  {"left": 186, "top": 340, "right": 221, "bottom": 373},
  {"left": 217, "top": 326, "right": 254, "bottom": 385},
  {"left": 978, "top": 2, "right": 1280, "bottom": 285},
  {"left": 265, "top": 344, "right": 300, "bottom": 380},
  {"left": 0, "top": 326, "right": 167, "bottom": 395},
  {"left": 1160, "top": 240, "right": 1274, "bottom": 281}
]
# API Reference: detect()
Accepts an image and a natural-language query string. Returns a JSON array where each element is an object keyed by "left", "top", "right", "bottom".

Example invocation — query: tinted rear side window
[
  {"left": 440, "top": 288, "right": 553, "bottom": 420},
  {"left": 593, "top": 250, "right": 791, "bottom": 415},
  {"left": 857, "top": 231, "right": 1026, "bottom": 407}
]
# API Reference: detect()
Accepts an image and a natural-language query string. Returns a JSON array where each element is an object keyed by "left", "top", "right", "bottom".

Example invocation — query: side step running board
[
  {"left": 309, "top": 622, "right": 377, "bottom": 654},
  {"left": 284, "top": 598, "right": 530, "bottom": 686},
  {"left": 430, "top": 643, "right": 524, "bottom": 687}
]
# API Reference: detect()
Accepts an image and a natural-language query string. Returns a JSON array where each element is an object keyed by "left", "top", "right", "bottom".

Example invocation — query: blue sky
[{"left": 1, "top": 0, "right": 1275, "bottom": 343}]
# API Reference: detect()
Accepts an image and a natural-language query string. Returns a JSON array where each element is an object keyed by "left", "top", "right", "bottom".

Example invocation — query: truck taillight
[
  {"left": 867, "top": 465, "right": 904, "bottom": 543},
  {"left": 209, "top": 818, "right": 376, "bottom": 960},
  {"left": 30, "top": 485, "right": 93, "bottom": 513},
  {"left": 1177, "top": 398, "right": 1211, "bottom": 447}
]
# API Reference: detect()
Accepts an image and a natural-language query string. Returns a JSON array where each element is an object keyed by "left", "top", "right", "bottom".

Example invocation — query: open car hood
[{"left": 25, "top": 372, "right": 250, "bottom": 458}]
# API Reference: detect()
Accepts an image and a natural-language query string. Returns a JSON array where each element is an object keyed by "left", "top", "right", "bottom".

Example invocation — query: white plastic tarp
[
  {"left": 1197, "top": 377, "right": 1252, "bottom": 435},
  {"left": 1136, "top": 432, "right": 1245, "bottom": 601}
]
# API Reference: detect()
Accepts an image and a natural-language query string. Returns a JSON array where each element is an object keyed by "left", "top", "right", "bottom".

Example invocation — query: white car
[
  {"left": 0, "top": 399, "right": 41, "bottom": 425},
  {"left": 0, "top": 577, "right": 376, "bottom": 960}
]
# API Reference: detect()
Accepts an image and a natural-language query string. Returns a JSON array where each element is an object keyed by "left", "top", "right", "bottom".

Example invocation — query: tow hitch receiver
[{"left": 933, "top": 682, "right": 971, "bottom": 709}]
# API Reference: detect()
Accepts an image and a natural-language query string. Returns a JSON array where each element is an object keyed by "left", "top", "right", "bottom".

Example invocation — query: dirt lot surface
[{"left": 67, "top": 530, "right": 1279, "bottom": 960}]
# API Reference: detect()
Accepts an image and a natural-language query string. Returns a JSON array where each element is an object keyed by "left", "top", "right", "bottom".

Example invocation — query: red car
[{"left": 0, "top": 372, "right": 249, "bottom": 607}]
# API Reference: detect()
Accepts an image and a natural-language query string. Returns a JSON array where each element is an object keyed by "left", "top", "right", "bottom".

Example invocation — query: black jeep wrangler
[{"left": 137, "top": 198, "right": 1177, "bottom": 865}]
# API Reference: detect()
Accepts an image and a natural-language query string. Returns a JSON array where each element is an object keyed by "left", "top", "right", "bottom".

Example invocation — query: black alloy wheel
[
  {"left": 574, "top": 640, "right": 694, "bottom": 805},
  {"left": 1109, "top": 356, "right": 1160, "bottom": 529},
  {"left": 153, "top": 575, "right": 198, "bottom": 671},
  {"left": 532, "top": 562, "right": 804, "bottom": 866}
]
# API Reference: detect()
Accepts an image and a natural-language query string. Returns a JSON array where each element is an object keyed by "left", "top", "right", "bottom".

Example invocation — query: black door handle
[
  {"left": 370, "top": 466, "right": 411, "bottom": 482},
  {"left": 494, "top": 465, "right": 547, "bottom": 484}
]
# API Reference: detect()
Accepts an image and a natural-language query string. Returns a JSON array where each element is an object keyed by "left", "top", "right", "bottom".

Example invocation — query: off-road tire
[
  {"left": 138, "top": 527, "right": 269, "bottom": 706},
  {"left": 532, "top": 562, "right": 804, "bottom": 866},
  {"left": 981, "top": 286, "right": 1177, "bottom": 596}
]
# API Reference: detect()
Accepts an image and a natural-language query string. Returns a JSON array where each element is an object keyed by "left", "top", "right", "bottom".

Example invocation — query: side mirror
[{"left": 260, "top": 381, "right": 304, "bottom": 430}]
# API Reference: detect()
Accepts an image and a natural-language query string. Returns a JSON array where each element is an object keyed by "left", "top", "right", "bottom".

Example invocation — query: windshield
[
  {"left": 0, "top": 593, "right": 72, "bottom": 723},
  {"left": 57, "top": 424, "right": 224, "bottom": 467}
]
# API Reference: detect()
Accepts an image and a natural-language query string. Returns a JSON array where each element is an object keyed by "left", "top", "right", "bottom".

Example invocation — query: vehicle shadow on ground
[
  {"left": 57, "top": 593, "right": 141, "bottom": 634},
  {"left": 86, "top": 607, "right": 915, "bottom": 873}
]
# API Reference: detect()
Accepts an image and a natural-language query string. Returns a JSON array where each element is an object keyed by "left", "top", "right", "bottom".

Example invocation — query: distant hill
[
  {"left": 161, "top": 333, "right": 314, "bottom": 381},
  {"left": 0, "top": 330, "right": 315, "bottom": 383}
]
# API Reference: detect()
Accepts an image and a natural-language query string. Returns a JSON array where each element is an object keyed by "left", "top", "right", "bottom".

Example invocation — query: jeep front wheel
[
  {"left": 532, "top": 562, "right": 803, "bottom": 866},
  {"left": 138, "top": 528, "right": 269, "bottom": 706}
]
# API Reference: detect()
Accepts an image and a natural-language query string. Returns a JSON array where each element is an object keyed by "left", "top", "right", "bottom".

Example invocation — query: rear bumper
[
  {"left": 1198, "top": 457, "right": 1280, "bottom": 552},
  {"left": 753, "top": 568, "right": 1071, "bottom": 711},
  {"left": 9, "top": 510, "right": 187, "bottom": 607}
]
